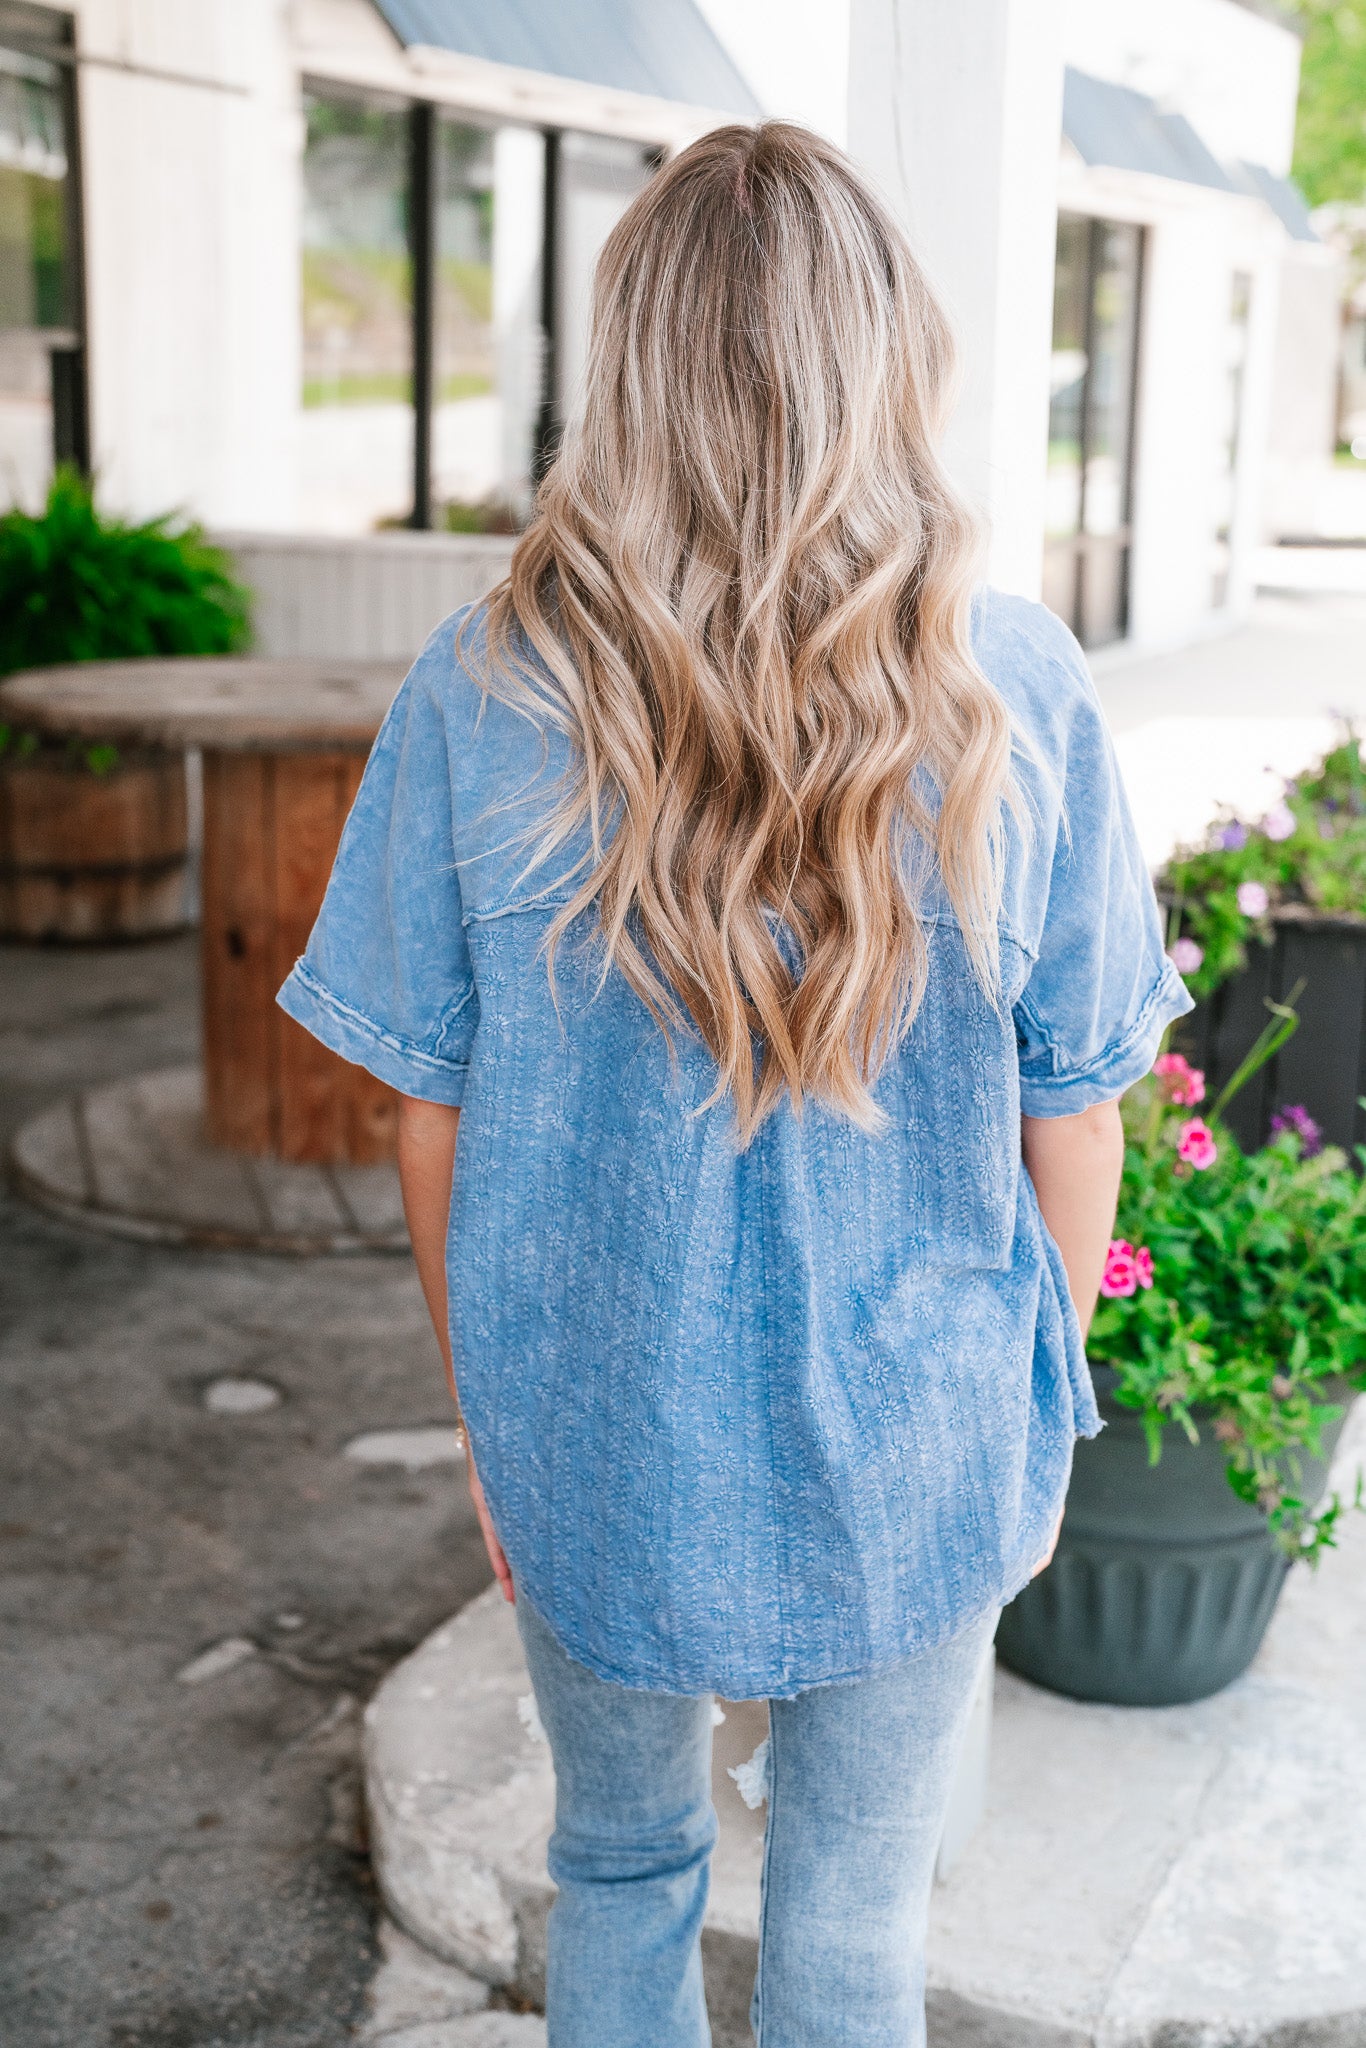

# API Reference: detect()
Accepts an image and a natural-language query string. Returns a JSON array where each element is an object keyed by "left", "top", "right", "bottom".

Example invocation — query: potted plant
[
  {"left": 998, "top": 1013, "right": 1366, "bottom": 1707},
  {"left": 0, "top": 468, "right": 251, "bottom": 941},
  {"left": 1161, "top": 728, "right": 1366, "bottom": 1155}
]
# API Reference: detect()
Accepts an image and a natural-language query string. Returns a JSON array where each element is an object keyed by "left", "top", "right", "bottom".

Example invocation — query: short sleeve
[
  {"left": 276, "top": 656, "right": 477, "bottom": 1105},
  {"left": 1012, "top": 640, "right": 1192, "bottom": 1119}
]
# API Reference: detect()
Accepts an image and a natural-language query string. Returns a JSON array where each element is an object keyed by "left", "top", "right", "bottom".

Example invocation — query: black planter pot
[
  {"left": 996, "top": 1369, "right": 1351, "bottom": 1708},
  {"left": 1176, "top": 910, "right": 1366, "bottom": 1158}
]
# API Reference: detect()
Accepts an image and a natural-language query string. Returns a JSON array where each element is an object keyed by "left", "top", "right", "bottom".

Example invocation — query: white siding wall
[{"left": 216, "top": 531, "right": 515, "bottom": 660}]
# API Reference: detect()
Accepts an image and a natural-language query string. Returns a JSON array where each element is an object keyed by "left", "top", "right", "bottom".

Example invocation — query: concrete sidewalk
[
  {"left": 1093, "top": 592, "right": 1366, "bottom": 869},
  {"left": 0, "top": 938, "right": 508, "bottom": 2047}
]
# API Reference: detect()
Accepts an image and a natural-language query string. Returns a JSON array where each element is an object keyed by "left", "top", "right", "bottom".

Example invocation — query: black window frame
[
  {"left": 304, "top": 77, "right": 564, "bottom": 533},
  {"left": 1044, "top": 210, "right": 1145, "bottom": 650}
]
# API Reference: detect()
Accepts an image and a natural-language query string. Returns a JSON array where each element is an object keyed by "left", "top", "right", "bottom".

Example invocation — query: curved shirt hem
[
  {"left": 277, "top": 959, "right": 469, "bottom": 1106},
  {"left": 508, "top": 1561, "right": 1042, "bottom": 1702}
]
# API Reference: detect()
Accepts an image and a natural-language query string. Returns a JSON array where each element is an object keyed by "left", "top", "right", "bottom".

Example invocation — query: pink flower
[
  {"left": 1237, "top": 880, "right": 1269, "bottom": 918},
  {"left": 1100, "top": 1240, "right": 1139, "bottom": 1297},
  {"left": 1169, "top": 937, "right": 1204, "bottom": 975},
  {"left": 1177, "top": 1117, "right": 1218, "bottom": 1170},
  {"left": 1134, "top": 1246, "right": 1154, "bottom": 1289},
  {"left": 1261, "top": 802, "right": 1295, "bottom": 842},
  {"left": 1153, "top": 1052, "right": 1206, "bottom": 1106}
]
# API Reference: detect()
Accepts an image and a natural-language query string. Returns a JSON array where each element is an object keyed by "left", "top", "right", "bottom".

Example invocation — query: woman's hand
[
  {"left": 467, "top": 1447, "right": 515, "bottom": 1603},
  {"left": 1032, "top": 1508, "right": 1064, "bottom": 1579}
]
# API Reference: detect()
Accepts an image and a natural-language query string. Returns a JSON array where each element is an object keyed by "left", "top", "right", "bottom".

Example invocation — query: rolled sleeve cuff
[
  {"left": 276, "top": 959, "right": 469, "bottom": 1106},
  {"left": 1018, "top": 959, "right": 1194, "bottom": 1119}
]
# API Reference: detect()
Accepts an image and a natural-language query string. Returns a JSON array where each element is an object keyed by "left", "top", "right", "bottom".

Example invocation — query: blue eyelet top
[{"left": 278, "top": 588, "right": 1191, "bottom": 1699}]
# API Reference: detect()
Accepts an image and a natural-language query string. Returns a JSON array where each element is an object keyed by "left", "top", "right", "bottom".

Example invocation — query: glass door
[
  {"left": 432, "top": 116, "right": 545, "bottom": 532},
  {"left": 299, "top": 89, "right": 414, "bottom": 534},
  {"left": 1043, "top": 214, "right": 1143, "bottom": 648}
]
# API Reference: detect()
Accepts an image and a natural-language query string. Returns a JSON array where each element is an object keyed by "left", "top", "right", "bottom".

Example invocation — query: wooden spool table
[{"left": 1, "top": 657, "right": 412, "bottom": 1252}]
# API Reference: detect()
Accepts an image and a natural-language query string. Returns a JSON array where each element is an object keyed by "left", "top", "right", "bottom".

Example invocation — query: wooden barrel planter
[
  {"left": 0, "top": 748, "right": 189, "bottom": 941},
  {"left": 0, "top": 655, "right": 411, "bottom": 1174},
  {"left": 201, "top": 748, "right": 398, "bottom": 1165},
  {"left": 1174, "top": 911, "right": 1366, "bottom": 1158}
]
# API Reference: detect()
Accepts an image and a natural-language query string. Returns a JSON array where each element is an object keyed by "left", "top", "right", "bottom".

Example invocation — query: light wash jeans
[{"left": 515, "top": 1593, "right": 997, "bottom": 2048}]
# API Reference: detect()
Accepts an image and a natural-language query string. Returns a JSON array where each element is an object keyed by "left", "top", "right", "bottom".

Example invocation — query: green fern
[{"left": 0, "top": 468, "right": 252, "bottom": 679}]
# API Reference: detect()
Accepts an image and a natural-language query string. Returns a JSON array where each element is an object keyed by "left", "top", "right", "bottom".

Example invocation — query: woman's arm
[
  {"left": 1020, "top": 1097, "right": 1126, "bottom": 1336},
  {"left": 397, "top": 1095, "right": 514, "bottom": 1603},
  {"left": 1020, "top": 1096, "right": 1126, "bottom": 1574}
]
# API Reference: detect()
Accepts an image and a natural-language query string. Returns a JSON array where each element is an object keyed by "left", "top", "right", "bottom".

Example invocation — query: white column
[
  {"left": 76, "top": 0, "right": 301, "bottom": 529},
  {"left": 845, "top": 0, "right": 1063, "bottom": 597}
]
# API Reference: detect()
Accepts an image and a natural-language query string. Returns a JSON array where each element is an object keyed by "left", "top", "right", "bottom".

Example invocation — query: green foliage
[
  {"left": 1161, "top": 727, "right": 1366, "bottom": 999},
  {"left": 438, "top": 496, "right": 520, "bottom": 536},
  {"left": 1291, "top": 0, "right": 1366, "bottom": 208},
  {"left": 1092, "top": 1043, "right": 1366, "bottom": 1563},
  {"left": 0, "top": 722, "right": 129, "bottom": 777},
  {"left": 0, "top": 468, "right": 251, "bottom": 682}
]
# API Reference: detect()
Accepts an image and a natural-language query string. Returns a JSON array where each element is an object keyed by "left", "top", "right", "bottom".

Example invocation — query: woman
[{"left": 279, "top": 123, "right": 1189, "bottom": 2048}]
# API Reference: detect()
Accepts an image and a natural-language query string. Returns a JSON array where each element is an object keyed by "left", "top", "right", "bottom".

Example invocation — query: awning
[
  {"left": 1234, "top": 159, "right": 1319, "bottom": 243},
  {"left": 1063, "top": 66, "right": 1319, "bottom": 243},
  {"left": 370, "top": 0, "right": 762, "bottom": 118},
  {"left": 1063, "top": 67, "right": 1237, "bottom": 195}
]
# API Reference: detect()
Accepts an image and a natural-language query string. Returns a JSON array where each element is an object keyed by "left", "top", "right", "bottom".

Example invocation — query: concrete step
[{"left": 363, "top": 1407, "right": 1366, "bottom": 2047}]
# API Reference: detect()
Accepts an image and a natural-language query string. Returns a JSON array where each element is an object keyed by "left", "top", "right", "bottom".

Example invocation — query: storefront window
[
  {"left": 297, "top": 87, "right": 654, "bottom": 536},
  {"left": 1043, "top": 213, "right": 1143, "bottom": 649},
  {"left": 432, "top": 118, "right": 544, "bottom": 532},
  {"left": 0, "top": 33, "right": 80, "bottom": 511},
  {"left": 299, "top": 91, "right": 413, "bottom": 534}
]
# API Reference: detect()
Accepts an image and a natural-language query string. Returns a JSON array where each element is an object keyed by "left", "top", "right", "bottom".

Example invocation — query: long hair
[{"left": 469, "top": 121, "right": 1015, "bottom": 1145}]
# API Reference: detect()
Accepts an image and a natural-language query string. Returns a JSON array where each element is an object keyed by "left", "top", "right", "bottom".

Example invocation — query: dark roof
[
  {"left": 370, "top": 0, "right": 762, "bottom": 116},
  {"left": 1062, "top": 66, "right": 1237, "bottom": 194},
  {"left": 1062, "top": 66, "right": 1319, "bottom": 243},
  {"left": 1235, "top": 159, "right": 1319, "bottom": 242}
]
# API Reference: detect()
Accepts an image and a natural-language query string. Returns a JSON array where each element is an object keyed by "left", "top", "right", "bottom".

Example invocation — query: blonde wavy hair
[{"left": 470, "top": 120, "right": 1015, "bottom": 1145}]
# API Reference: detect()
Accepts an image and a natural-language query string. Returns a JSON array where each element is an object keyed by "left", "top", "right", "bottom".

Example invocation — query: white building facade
[{"left": 0, "top": 0, "right": 1335, "bottom": 656}]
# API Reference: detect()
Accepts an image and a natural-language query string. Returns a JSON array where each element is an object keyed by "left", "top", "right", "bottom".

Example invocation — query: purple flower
[
  {"left": 1270, "top": 1104, "right": 1323, "bottom": 1157},
  {"left": 1261, "top": 802, "right": 1295, "bottom": 842},
  {"left": 1219, "top": 821, "right": 1249, "bottom": 851},
  {"left": 1169, "top": 937, "right": 1204, "bottom": 975},
  {"left": 1237, "top": 880, "right": 1269, "bottom": 917}
]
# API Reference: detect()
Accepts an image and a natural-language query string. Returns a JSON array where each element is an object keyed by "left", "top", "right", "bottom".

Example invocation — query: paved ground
[
  {"left": 1096, "top": 591, "right": 1366, "bottom": 867},
  {"left": 0, "top": 935, "right": 498, "bottom": 2048}
]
